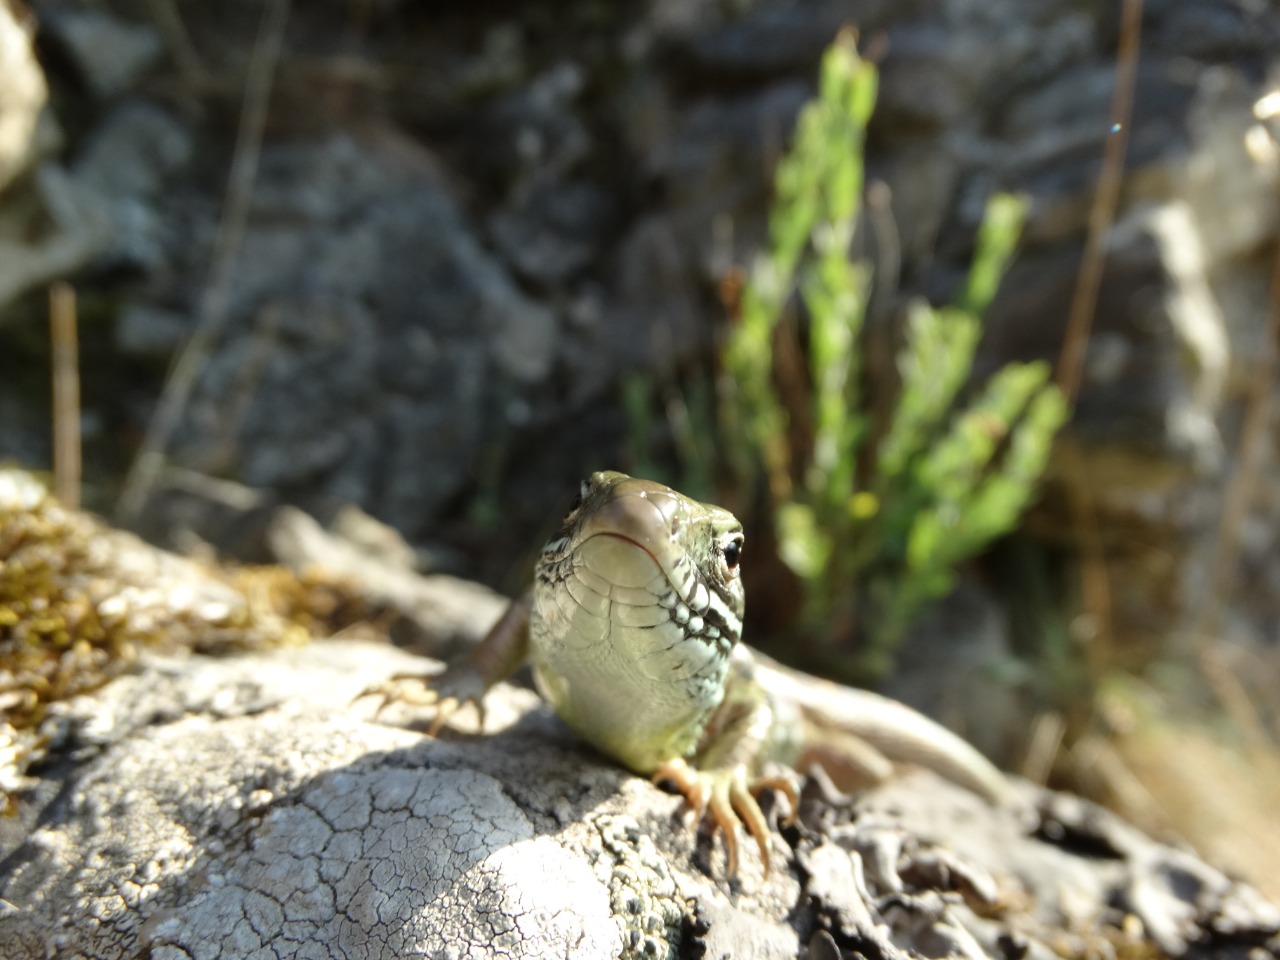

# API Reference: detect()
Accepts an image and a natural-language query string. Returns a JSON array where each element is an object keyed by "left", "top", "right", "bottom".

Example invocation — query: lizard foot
[
  {"left": 353, "top": 667, "right": 489, "bottom": 736},
  {"left": 653, "top": 757, "right": 799, "bottom": 876}
]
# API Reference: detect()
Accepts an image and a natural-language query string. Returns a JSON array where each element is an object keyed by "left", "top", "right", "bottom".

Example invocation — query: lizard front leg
[
  {"left": 357, "top": 592, "right": 531, "bottom": 735},
  {"left": 653, "top": 648, "right": 799, "bottom": 875}
]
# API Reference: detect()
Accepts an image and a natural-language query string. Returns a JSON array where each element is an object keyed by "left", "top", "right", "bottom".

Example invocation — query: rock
[
  {"left": 0, "top": 2, "right": 49, "bottom": 193},
  {"left": 470, "top": 62, "right": 590, "bottom": 189},
  {"left": 158, "top": 128, "right": 559, "bottom": 533},
  {"left": 877, "top": 24, "right": 992, "bottom": 130},
  {"left": 0, "top": 162, "right": 111, "bottom": 309},
  {"left": 266, "top": 504, "right": 507, "bottom": 658},
  {"left": 0, "top": 3, "right": 111, "bottom": 310},
  {"left": 71, "top": 99, "right": 194, "bottom": 271},
  {"left": 882, "top": 583, "right": 1022, "bottom": 764},
  {"left": 490, "top": 178, "right": 615, "bottom": 284},
  {"left": 1138, "top": 0, "right": 1280, "bottom": 60},
  {"left": 870, "top": 140, "right": 963, "bottom": 264},
  {"left": 1180, "top": 66, "right": 1280, "bottom": 265},
  {"left": 115, "top": 303, "right": 191, "bottom": 357},
  {"left": 2, "top": 488, "right": 1277, "bottom": 958},
  {"left": 999, "top": 58, "right": 1200, "bottom": 244},
  {"left": 42, "top": 8, "right": 162, "bottom": 100},
  {"left": 664, "top": 1, "right": 859, "bottom": 84},
  {"left": 2, "top": 637, "right": 1278, "bottom": 959},
  {"left": 603, "top": 81, "right": 811, "bottom": 373}
]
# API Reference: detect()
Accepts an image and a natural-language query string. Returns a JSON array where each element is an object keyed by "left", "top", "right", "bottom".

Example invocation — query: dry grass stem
[
  {"left": 49, "top": 282, "right": 80, "bottom": 510},
  {"left": 1054, "top": 0, "right": 1144, "bottom": 678},
  {"left": 145, "top": 0, "right": 214, "bottom": 93},
  {"left": 117, "top": 0, "right": 292, "bottom": 524},
  {"left": 1020, "top": 710, "right": 1066, "bottom": 785},
  {"left": 1056, "top": 0, "right": 1143, "bottom": 406},
  {"left": 207, "top": 303, "right": 282, "bottom": 476}
]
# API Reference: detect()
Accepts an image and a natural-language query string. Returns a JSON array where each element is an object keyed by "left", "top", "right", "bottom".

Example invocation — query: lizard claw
[
  {"left": 653, "top": 758, "right": 798, "bottom": 876},
  {"left": 353, "top": 669, "right": 488, "bottom": 734}
]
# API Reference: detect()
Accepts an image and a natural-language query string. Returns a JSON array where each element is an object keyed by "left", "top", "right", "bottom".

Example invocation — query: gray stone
[
  {"left": 870, "top": 140, "right": 963, "bottom": 264},
  {"left": 116, "top": 304, "right": 191, "bottom": 357},
  {"left": 0, "top": 163, "right": 111, "bottom": 310},
  {"left": 73, "top": 100, "right": 194, "bottom": 270},
  {"left": 1180, "top": 66, "right": 1280, "bottom": 263},
  {"left": 145, "top": 128, "right": 561, "bottom": 531},
  {"left": 45, "top": 8, "right": 162, "bottom": 99},
  {"left": 490, "top": 179, "right": 614, "bottom": 284},
  {"left": 668, "top": 1, "right": 863, "bottom": 82},
  {"left": 1140, "top": 0, "right": 1280, "bottom": 59},
  {"left": 882, "top": 584, "right": 1021, "bottom": 764},
  {"left": 877, "top": 24, "right": 992, "bottom": 130},
  {"left": 74, "top": 100, "right": 193, "bottom": 199},
  {"left": 475, "top": 62, "right": 590, "bottom": 189}
]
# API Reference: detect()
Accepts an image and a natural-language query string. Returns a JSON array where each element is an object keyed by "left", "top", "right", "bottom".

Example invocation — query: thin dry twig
[
  {"left": 1020, "top": 710, "right": 1066, "bottom": 786},
  {"left": 1054, "top": 0, "right": 1144, "bottom": 681},
  {"left": 1056, "top": 0, "right": 1143, "bottom": 407},
  {"left": 206, "top": 303, "right": 283, "bottom": 475},
  {"left": 117, "top": 0, "right": 292, "bottom": 525},
  {"left": 145, "top": 0, "right": 214, "bottom": 93},
  {"left": 49, "top": 281, "right": 80, "bottom": 510}
]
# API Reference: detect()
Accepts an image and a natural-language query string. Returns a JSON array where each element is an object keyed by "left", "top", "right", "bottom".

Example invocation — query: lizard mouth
[
  {"left": 578, "top": 499, "right": 739, "bottom": 650},
  {"left": 535, "top": 473, "right": 744, "bottom": 652},
  {"left": 576, "top": 491, "right": 691, "bottom": 593}
]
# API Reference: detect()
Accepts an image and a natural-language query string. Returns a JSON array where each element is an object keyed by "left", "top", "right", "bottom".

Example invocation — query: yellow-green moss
[{"left": 0, "top": 470, "right": 371, "bottom": 812}]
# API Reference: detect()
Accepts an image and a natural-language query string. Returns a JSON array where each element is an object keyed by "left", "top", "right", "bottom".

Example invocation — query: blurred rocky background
[{"left": 2, "top": 0, "right": 1279, "bottom": 895}]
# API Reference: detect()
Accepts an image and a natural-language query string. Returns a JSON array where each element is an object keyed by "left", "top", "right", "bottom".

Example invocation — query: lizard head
[{"left": 536, "top": 471, "right": 745, "bottom": 650}]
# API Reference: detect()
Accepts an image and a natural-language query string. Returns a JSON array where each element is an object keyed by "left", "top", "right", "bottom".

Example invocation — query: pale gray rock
[
  {"left": 2, "top": 634, "right": 1276, "bottom": 959},
  {"left": 0, "top": 641, "right": 764, "bottom": 959},
  {"left": 0, "top": 3, "right": 109, "bottom": 310},
  {"left": 267, "top": 504, "right": 508, "bottom": 657},
  {"left": 0, "top": 3, "right": 47, "bottom": 193}
]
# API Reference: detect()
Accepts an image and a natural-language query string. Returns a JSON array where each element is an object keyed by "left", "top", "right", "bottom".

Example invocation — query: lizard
[{"left": 363, "top": 471, "right": 1012, "bottom": 874}]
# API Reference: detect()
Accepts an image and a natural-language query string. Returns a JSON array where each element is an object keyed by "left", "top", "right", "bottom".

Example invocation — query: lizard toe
[
  {"left": 355, "top": 668, "right": 488, "bottom": 735},
  {"left": 726, "top": 775, "right": 771, "bottom": 875},
  {"left": 752, "top": 772, "right": 800, "bottom": 826},
  {"left": 654, "top": 759, "right": 787, "bottom": 876},
  {"left": 351, "top": 674, "right": 441, "bottom": 717},
  {"left": 707, "top": 780, "right": 744, "bottom": 876}
]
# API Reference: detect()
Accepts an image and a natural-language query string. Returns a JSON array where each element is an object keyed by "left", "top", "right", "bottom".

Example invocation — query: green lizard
[{"left": 367, "top": 471, "right": 1011, "bottom": 873}]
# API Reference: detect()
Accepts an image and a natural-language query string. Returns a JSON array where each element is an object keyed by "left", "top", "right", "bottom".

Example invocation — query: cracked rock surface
[
  {"left": 2, "top": 635, "right": 1279, "bottom": 959},
  {"left": 1, "top": 488, "right": 1277, "bottom": 959}
]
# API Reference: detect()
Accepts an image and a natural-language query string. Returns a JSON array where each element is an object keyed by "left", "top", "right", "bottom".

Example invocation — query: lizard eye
[{"left": 719, "top": 536, "right": 743, "bottom": 580}]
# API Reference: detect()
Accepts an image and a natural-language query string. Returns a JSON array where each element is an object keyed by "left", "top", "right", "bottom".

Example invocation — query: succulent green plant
[
  {"left": 627, "top": 32, "right": 1066, "bottom": 679},
  {"left": 721, "top": 32, "right": 1067, "bottom": 676}
]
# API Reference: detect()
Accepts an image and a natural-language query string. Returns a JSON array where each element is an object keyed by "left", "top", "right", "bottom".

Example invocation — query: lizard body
[{"left": 368, "top": 471, "right": 1010, "bottom": 873}]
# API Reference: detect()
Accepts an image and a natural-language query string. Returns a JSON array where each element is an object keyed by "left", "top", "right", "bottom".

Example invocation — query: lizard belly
[{"left": 529, "top": 538, "right": 730, "bottom": 773}]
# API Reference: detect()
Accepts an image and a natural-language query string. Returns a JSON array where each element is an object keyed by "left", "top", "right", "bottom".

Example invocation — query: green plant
[{"left": 717, "top": 31, "right": 1067, "bottom": 677}]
